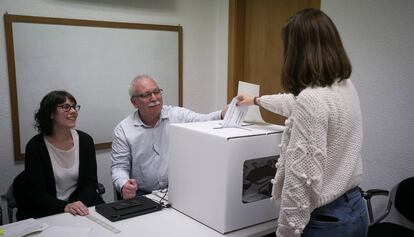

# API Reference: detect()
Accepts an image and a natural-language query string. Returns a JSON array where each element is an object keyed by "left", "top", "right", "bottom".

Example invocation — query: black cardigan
[{"left": 15, "top": 130, "right": 104, "bottom": 220}]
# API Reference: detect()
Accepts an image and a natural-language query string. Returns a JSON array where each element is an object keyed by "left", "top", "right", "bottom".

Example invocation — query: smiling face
[
  {"left": 130, "top": 77, "right": 163, "bottom": 125},
  {"left": 52, "top": 98, "right": 78, "bottom": 131}
]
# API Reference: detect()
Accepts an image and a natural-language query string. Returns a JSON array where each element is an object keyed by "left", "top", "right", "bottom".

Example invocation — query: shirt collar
[{"left": 133, "top": 106, "right": 169, "bottom": 127}]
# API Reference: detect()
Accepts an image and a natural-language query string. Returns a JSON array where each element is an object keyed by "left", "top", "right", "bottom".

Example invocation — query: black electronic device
[{"left": 95, "top": 196, "right": 162, "bottom": 222}]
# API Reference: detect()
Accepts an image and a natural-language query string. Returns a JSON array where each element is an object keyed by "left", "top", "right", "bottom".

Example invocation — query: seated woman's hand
[{"left": 64, "top": 201, "right": 89, "bottom": 216}]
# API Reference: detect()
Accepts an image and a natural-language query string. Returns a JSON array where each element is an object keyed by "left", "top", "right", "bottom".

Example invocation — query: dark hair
[
  {"left": 34, "top": 90, "right": 77, "bottom": 135},
  {"left": 281, "top": 8, "right": 352, "bottom": 96}
]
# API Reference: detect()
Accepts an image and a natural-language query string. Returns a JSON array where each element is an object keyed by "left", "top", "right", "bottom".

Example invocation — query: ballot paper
[
  {"left": 221, "top": 97, "right": 248, "bottom": 128},
  {"left": 238, "top": 81, "right": 266, "bottom": 124},
  {"left": 0, "top": 218, "right": 48, "bottom": 237}
]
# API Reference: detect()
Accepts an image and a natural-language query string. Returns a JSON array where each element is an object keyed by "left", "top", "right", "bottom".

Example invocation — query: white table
[
  {"left": 20, "top": 193, "right": 277, "bottom": 237},
  {"left": 31, "top": 207, "right": 276, "bottom": 237}
]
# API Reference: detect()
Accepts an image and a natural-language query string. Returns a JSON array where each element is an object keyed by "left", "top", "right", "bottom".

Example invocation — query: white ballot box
[{"left": 168, "top": 121, "right": 284, "bottom": 234}]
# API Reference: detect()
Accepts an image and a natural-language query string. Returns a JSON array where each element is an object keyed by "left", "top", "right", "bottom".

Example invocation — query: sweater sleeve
[
  {"left": 259, "top": 93, "right": 297, "bottom": 117},
  {"left": 274, "top": 94, "right": 328, "bottom": 237},
  {"left": 25, "top": 136, "right": 69, "bottom": 217}
]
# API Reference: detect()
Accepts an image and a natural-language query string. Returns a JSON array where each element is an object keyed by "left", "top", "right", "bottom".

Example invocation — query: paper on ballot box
[{"left": 221, "top": 97, "right": 248, "bottom": 128}]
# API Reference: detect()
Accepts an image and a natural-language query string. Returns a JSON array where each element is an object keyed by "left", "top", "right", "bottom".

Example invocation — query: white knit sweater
[{"left": 259, "top": 80, "right": 363, "bottom": 237}]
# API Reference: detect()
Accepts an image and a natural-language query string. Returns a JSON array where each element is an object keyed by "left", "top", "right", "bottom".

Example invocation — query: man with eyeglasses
[{"left": 111, "top": 74, "right": 227, "bottom": 199}]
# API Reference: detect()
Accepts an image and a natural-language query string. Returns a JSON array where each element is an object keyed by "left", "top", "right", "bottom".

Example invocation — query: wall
[
  {"left": 0, "top": 0, "right": 228, "bottom": 223},
  {"left": 322, "top": 0, "right": 414, "bottom": 222},
  {"left": 1, "top": 0, "right": 413, "bottom": 227}
]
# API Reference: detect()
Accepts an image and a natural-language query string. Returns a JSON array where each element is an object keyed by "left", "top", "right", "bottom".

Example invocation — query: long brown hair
[{"left": 281, "top": 8, "right": 351, "bottom": 96}]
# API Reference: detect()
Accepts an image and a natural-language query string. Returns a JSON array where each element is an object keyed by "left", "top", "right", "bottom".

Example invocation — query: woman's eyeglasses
[{"left": 57, "top": 104, "right": 81, "bottom": 112}]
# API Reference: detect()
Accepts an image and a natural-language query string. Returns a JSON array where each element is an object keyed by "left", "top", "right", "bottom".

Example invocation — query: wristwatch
[{"left": 254, "top": 96, "right": 260, "bottom": 106}]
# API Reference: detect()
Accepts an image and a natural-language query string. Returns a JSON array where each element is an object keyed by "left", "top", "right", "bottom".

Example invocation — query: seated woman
[{"left": 15, "top": 90, "right": 104, "bottom": 220}]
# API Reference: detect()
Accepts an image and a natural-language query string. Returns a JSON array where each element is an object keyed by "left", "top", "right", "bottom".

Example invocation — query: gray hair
[{"left": 128, "top": 74, "right": 155, "bottom": 97}]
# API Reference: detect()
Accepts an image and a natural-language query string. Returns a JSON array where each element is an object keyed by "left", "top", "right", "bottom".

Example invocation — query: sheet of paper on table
[{"left": 0, "top": 218, "right": 48, "bottom": 237}]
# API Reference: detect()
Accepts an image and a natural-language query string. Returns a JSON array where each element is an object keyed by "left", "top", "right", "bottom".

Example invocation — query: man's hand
[
  {"left": 122, "top": 179, "right": 138, "bottom": 199},
  {"left": 221, "top": 104, "right": 229, "bottom": 119}
]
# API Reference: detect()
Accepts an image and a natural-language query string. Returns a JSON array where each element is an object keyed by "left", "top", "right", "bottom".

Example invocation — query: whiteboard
[{"left": 5, "top": 14, "right": 182, "bottom": 160}]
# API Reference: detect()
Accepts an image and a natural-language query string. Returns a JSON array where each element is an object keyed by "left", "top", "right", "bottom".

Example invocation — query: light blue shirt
[{"left": 111, "top": 105, "right": 221, "bottom": 193}]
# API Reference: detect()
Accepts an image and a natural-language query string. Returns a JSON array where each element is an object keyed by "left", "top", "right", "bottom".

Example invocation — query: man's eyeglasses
[
  {"left": 132, "top": 88, "right": 163, "bottom": 99},
  {"left": 57, "top": 104, "right": 81, "bottom": 112}
]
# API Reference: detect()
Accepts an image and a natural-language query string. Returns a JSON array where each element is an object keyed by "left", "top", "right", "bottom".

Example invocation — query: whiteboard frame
[{"left": 4, "top": 13, "right": 183, "bottom": 160}]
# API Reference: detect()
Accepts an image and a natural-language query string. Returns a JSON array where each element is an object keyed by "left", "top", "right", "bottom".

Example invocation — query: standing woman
[
  {"left": 237, "top": 8, "right": 367, "bottom": 237},
  {"left": 15, "top": 90, "right": 104, "bottom": 220}
]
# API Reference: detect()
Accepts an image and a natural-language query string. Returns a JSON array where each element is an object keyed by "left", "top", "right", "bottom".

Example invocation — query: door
[{"left": 228, "top": 0, "right": 320, "bottom": 124}]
